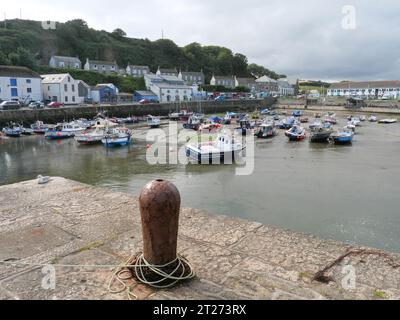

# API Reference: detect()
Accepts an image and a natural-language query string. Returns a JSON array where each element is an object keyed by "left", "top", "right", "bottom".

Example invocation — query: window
[
  {"left": 48, "top": 86, "right": 51, "bottom": 91},
  {"left": 27, "top": 88, "right": 32, "bottom": 93},
  {"left": 65, "top": 96, "right": 68, "bottom": 102},
  {"left": 72, "top": 96, "right": 75, "bottom": 102},
  {"left": 10, "top": 79, "right": 17, "bottom": 86},
  {"left": 11, "top": 88, "right": 18, "bottom": 97},
  {"left": 72, "top": 84, "right": 75, "bottom": 92},
  {"left": 26, "top": 79, "right": 31, "bottom": 84},
  {"left": 64, "top": 84, "right": 68, "bottom": 92},
  {"left": 94, "top": 65, "right": 97, "bottom": 69},
  {"left": 68, "top": 76, "right": 71, "bottom": 82}
]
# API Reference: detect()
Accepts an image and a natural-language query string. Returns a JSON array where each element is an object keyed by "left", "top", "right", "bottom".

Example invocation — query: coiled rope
[{"left": 108, "top": 253, "right": 195, "bottom": 300}]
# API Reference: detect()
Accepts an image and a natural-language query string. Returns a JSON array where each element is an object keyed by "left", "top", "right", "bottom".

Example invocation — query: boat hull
[
  {"left": 45, "top": 132, "right": 75, "bottom": 139},
  {"left": 102, "top": 137, "right": 131, "bottom": 147},
  {"left": 186, "top": 147, "right": 245, "bottom": 165},
  {"left": 310, "top": 132, "right": 332, "bottom": 143},
  {"left": 285, "top": 132, "right": 306, "bottom": 141}
]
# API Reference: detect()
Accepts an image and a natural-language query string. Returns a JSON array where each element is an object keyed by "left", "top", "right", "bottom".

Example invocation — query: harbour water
[{"left": 1, "top": 114, "right": 400, "bottom": 252}]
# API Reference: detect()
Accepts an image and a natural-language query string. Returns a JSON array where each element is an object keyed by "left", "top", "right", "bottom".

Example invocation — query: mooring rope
[{"left": 108, "top": 253, "right": 195, "bottom": 300}]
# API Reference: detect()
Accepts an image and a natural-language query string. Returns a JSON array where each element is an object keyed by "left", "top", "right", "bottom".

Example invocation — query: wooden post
[{"left": 139, "top": 179, "right": 181, "bottom": 265}]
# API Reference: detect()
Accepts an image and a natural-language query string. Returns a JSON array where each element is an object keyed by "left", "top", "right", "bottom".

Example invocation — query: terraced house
[
  {"left": 327, "top": 80, "right": 400, "bottom": 99},
  {"left": 84, "top": 58, "right": 119, "bottom": 74},
  {"left": 178, "top": 70, "right": 205, "bottom": 86},
  {"left": 210, "top": 75, "right": 235, "bottom": 88},
  {"left": 0, "top": 66, "right": 43, "bottom": 104},
  {"left": 144, "top": 74, "right": 193, "bottom": 103},
  {"left": 126, "top": 65, "right": 150, "bottom": 77}
]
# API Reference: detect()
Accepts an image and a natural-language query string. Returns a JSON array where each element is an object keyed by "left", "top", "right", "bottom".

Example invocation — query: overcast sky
[{"left": 2, "top": 0, "right": 400, "bottom": 81}]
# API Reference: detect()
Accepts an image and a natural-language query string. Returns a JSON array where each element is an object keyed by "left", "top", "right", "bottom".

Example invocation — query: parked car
[
  {"left": 0, "top": 100, "right": 21, "bottom": 110},
  {"left": 47, "top": 102, "right": 63, "bottom": 108},
  {"left": 139, "top": 99, "right": 152, "bottom": 105},
  {"left": 28, "top": 101, "right": 45, "bottom": 109},
  {"left": 214, "top": 95, "right": 226, "bottom": 102}
]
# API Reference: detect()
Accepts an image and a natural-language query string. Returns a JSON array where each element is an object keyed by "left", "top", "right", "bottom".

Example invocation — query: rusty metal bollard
[{"left": 139, "top": 179, "right": 181, "bottom": 265}]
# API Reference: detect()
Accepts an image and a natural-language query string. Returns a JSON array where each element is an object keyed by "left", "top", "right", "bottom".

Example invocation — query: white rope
[{"left": 107, "top": 253, "right": 195, "bottom": 300}]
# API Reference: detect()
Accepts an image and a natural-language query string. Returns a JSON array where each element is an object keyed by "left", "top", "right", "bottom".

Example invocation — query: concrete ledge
[{"left": 1, "top": 178, "right": 399, "bottom": 300}]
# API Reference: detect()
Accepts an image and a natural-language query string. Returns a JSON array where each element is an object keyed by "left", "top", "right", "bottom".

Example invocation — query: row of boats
[{"left": 1, "top": 115, "right": 163, "bottom": 148}]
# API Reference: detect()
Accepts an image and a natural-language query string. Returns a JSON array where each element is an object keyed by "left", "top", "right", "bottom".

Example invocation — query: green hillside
[{"left": 0, "top": 19, "right": 284, "bottom": 82}]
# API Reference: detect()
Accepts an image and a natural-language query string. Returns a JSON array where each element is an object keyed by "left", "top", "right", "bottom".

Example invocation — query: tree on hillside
[
  {"left": 0, "top": 52, "right": 10, "bottom": 65},
  {"left": 8, "top": 47, "right": 36, "bottom": 68},
  {"left": 112, "top": 28, "right": 127, "bottom": 38}
]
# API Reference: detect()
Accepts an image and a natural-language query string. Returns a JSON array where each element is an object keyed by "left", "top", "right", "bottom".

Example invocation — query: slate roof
[
  {"left": 330, "top": 81, "right": 400, "bottom": 89},
  {"left": 0, "top": 66, "right": 41, "bottom": 78}
]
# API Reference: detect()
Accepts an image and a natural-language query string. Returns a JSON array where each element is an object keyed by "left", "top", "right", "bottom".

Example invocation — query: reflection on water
[{"left": 1, "top": 118, "right": 400, "bottom": 253}]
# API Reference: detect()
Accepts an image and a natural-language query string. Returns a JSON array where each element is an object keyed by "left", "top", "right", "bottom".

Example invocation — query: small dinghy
[
  {"left": 102, "top": 127, "right": 132, "bottom": 147},
  {"left": 185, "top": 133, "right": 245, "bottom": 165},
  {"left": 331, "top": 130, "right": 354, "bottom": 144},
  {"left": 38, "top": 175, "right": 51, "bottom": 185},
  {"left": 285, "top": 125, "right": 306, "bottom": 141},
  {"left": 368, "top": 115, "right": 378, "bottom": 122},
  {"left": 255, "top": 122, "right": 277, "bottom": 139},
  {"left": 21, "top": 127, "right": 34, "bottom": 135},
  {"left": 360, "top": 115, "right": 367, "bottom": 122},
  {"left": 292, "top": 110, "right": 302, "bottom": 117},
  {"left": 345, "top": 122, "right": 356, "bottom": 132},
  {"left": 378, "top": 119, "right": 397, "bottom": 124}
]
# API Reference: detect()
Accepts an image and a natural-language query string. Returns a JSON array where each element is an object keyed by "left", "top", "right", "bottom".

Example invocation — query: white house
[
  {"left": 277, "top": 78, "right": 295, "bottom": 96},
  {"left": 178, "top": 70, "right": 205, "bottom": 86},
  {"left": 0, "top": 66, "right": 43, "bottom": 103},
  {"left": 41, "top": 73, "right": 79, "bottom": 105},
  {"left": 49, "top": 56, "right": 82, "bottom": 69},
  {"left": 156, "top": 67, "right": 179, "bottom": 77},
  {"left": 126, "top": 65, "right": 150, "bottom": 77},
  {"left": 144, "top": 74, "right": 193, "bottom": 103},
  {"left": 327, "top": 81, "right": 400, "bottom": 99},
  {"left": 210, "top": 75, "right": 235, "bottom": 88}
]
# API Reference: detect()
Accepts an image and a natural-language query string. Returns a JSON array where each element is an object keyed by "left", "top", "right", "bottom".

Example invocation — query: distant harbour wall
[{"left": 0, "top": 98, "right": 276, "bottom": 126}]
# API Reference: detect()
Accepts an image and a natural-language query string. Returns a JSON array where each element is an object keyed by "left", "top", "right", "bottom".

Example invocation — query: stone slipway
[{"left": 0, "top": 177, "right": 399, "bottom": 300}]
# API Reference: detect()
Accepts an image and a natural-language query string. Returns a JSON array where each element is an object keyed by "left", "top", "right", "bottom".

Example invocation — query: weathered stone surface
[{"left": 1, "top": 178, "right": 400, "bottom": 300}]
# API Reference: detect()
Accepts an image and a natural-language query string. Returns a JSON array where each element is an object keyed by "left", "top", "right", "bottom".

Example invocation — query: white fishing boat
[
  {"left": 45, "top": 123, "right": 77, "bottom": 139},
  {"left": 147, "top": 115, "right": 161, "bottom": 128},
  {"left": 31, "top": 121, "right": 49, "bottom": 134},
  {"left": 185, "top": 133, "right": 245, "bottom": 164},
  {"left": 75, "top": 126, "right": 106, "bottom": 145}
]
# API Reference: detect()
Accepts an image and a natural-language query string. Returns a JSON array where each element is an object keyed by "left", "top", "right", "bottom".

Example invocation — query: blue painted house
[
  {"left": 134, "top": 90, "right": 159, "bottom": 102},
  {"left": 91, "top": 84, "right": 118, "bottom": 103}
]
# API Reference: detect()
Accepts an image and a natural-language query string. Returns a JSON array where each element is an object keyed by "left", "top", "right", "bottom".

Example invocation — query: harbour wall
[{"left": 0, "top": 98, "right": 276, "bottom": 126}]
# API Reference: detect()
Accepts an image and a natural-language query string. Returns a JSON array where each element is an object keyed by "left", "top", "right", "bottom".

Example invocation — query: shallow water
[{"left": 1, "top": 115, "right": 400, "bottom": 252}]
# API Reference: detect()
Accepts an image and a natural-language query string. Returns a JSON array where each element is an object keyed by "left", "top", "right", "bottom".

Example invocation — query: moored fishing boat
[
  {"left": 45, "top": 124, "right": 76, "bottom": 139},
  {"left": 101, "top": 127, "right": 132, "bottom": 147},
  {"left": 285, "top": 125, "right": 306, "bottom": 141},
  {"left": 278, "top": 117, "right": 297, "bottom": 129},
  {"left": 183, "top": 115, "right": 201, "bottom": 131},
  {"left": 310, "top": 126, "right": 332, "bottom": 143},
  {"left": 199, "top": 123, "right": 222, "bottom": 134},
  {"left": 255, "top": 122, "right": 277, "bottom": 139},
  {"left": 331, "top": 130, "right": 354, "bottom": 144},
  {"left": 292, "top": 110, "right": 302, "bottom": 117},
  {"left": 75, "top": 126, "right": 106, "bottom": 145},
  {"left": 31, "top": 121, "right": 48, "bottom": 134},
  {"left": 147, "top": 115, "right": 161, "bottom": 129},
  {"left": 21, "top": 127, "right": 34, "bottom": 135},
  {"left": 2, "top": 123, "right": 22, "bottom": 137},
  {"left": 185, "top": 133, "right": 246, "bottom": 165}
]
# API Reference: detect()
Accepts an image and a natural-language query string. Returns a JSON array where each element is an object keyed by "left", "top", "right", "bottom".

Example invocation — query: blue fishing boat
[
  {"left": 278, "top": 117, "right": 297, "bottom": 129},
  {"left": 2, "top": 124, "right": 22, "bottom": 137},
  {"left": 285, "top": 125, "right": 306, "bottom": 141},
  {"left": 102, "top": 127, "right": 132, "bottom": 147},
  {"left": 331, "top": 130, "right": 354, "bottom": 144}
]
